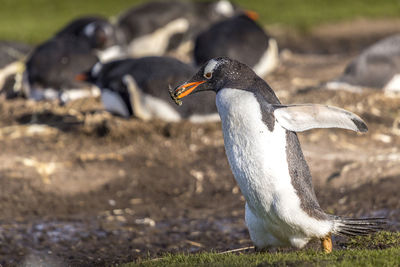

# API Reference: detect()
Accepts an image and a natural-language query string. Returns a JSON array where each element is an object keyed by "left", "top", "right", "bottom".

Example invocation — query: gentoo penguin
[
  {"left": 0, "top": 41, "right": 32, "bottom": 97},
  {"left": 78, "top": 56, "right": 218, "bottom": 122},
  {"left": 194, "top": 14, "right": 279, "bottom": 77},
  {"left": 116, "top": 0, "right": 238, "bottom": 57},
  {"left": 54, "top": 16, "right": 125, "bottom": 62},
  {"left": 326, "top": 34, "right": 400, "bottom": 93},
  {"left": 171, "top": 57, "right": 384, "bottom": 252},
  {"left": 24, "top": 36, "right": 100, "bottom": 103}
]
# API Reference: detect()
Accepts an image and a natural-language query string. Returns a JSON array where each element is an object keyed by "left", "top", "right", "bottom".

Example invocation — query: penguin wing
[{"left": 273, "top": 104, "right": 368, "bottom": 133}]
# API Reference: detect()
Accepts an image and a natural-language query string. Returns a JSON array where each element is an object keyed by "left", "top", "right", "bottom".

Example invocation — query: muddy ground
[{"left": 1, "top": 20, "right": 400, "bottom": 266}]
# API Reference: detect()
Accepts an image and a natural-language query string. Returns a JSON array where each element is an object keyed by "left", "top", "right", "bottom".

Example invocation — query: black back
[{"left": 194, "top": 15, "right": 270, "bottom": 67}]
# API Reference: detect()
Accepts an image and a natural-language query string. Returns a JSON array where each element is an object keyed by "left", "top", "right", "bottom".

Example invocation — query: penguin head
[
  {"left": 83, "top": 21, "right": 118, "bottom": 50},
  {"left": 172, "top": 57, "right": 255, "bottom": 101}
]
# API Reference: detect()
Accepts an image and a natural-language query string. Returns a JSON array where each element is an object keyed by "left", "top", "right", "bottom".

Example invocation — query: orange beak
[
  {"left": 245, "top": 10, "right": 259, "bottom": 21},
  {"left": 75, "top": 73, "right": 88, "bottom": 82},
  {"left": 174, "top": 80, "right": 206, "bottom": 99}
]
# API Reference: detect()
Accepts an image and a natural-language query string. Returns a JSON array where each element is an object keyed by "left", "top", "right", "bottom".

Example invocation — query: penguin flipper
[
  {"left": 273, "top": 104, "right": 368, "bottom": 133},
  {"left": 122, "top": 74, "right": 152, "bottom": 121}
]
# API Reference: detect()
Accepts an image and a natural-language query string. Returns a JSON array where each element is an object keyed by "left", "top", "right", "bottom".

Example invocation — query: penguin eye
[{"left": 204, "top": 72, "right": 212, "bottom": 79}]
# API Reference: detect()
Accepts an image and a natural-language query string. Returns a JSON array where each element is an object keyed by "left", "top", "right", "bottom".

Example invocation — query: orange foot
[{"left": 321, "top": 234, "right": 332, "bottom": 253}]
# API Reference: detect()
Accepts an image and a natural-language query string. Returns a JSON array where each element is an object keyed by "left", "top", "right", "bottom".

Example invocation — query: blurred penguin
[
  {"left": 116, "top": 0, "right": 239, "bottom": 58},
  {"left": 78, "top": 56, "right": 218, "bottom": 122},
  {"left": 24, "top": 36, "right": 100, "bottom": 103},
  {"left": 194, "top": 14, "right": 279, "bottom": 78},
  {"left": 23, "top": 16, "right": 125, "bottom": 103},
  {"left": 54, "top": 16, "right": 125, "bottom": 62},
  {"left": 326, "top": 34, "right": 400, "bottom": 93}
]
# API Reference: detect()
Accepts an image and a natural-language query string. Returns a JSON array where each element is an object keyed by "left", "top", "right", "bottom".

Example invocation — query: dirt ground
[{"left": 1, "top": 20, "right": 400, "bottom": 266}]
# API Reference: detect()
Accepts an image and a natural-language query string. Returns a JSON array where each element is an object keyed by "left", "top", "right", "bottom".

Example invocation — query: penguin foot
[{"left": 321, "top": 234, "right": 332, "bottom": 253}]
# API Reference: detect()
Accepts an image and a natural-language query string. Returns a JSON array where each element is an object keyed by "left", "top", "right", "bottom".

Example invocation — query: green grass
[
  {"left": 2, "top": 0, "right": 400, "bottom": 44},
  {"left": 242, "top": 0, "right": 400, "bottom": 31},
  {"left": 0, "top": 0, "right": 144, "bottom": 44},
  {"left": 125, "top": 232, "right": 400, "bottom": 266},
  {"left": 128, "top": 248, "right": 400, "bottom": 266}
]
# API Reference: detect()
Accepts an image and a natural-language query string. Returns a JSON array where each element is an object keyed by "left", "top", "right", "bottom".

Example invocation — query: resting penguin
[
  {"left": 78, "top": 56, "right": 218, "bottom": 122},
  {"left": 116, "top": 0, "right": 238, "bottom": 57},
  {"left": 326, "top": 34, "right": 400, "bottom": 93},
  {"left": 24, "top": 36, "right": 100, "bottom": 103},
  {"left": 194, "top": 14, "right": 279, "bottom": 77},
  {"left": 171, "top": 57, "right": 385, "bottom": 252},
  {"left": 22, "top": 16, "right": 126, "bottom": 103}
]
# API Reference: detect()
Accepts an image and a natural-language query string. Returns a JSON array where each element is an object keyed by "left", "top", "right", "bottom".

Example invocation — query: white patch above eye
[
  {"left": 84, "top": 22, "right": 97, "bottom": 37},
  {"left": 214, "top": 0, "right": 234, "bottom": 16},
  {"left": 204, "top": 59, "right": 220, "bottom": 76}
]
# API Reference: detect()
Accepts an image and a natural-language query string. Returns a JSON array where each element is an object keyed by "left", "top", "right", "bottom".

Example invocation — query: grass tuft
[{"left": 346, "top": 231, "right": 400, "bottom": 249}]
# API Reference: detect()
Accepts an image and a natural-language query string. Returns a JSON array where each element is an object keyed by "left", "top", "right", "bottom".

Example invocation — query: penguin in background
[
  {"left": 194, "top": 14, "right": 279, "bottom": 78},
  {"left": 326, "top": 34, "right": 400, "bottom": 93},
  {"left": 77, "top": 56, "right": 218, "bottom": 122},
  {"left": 54, "top": 16, "right": 125, "bottom": 62},
  {"left": 24, "top": 36, "right": 100, "bottom": 103},
  {"left": 116, "top": 0, "right": 239, "bottom": 58},
  {"left": 171, "top": 57, "right": 384, "bottom": 252},
  {"left": 23, "top": 16, "right": 125, "bottom": 103}
]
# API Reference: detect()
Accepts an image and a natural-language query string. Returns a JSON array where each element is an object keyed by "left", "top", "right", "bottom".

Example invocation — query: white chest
[{"left": 216, "top": 89, "right": 292, "bottom": 214}]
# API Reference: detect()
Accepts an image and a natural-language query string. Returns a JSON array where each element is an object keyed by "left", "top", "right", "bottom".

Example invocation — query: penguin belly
[{"left": 215, "top": 88, "right": 332, "bottom": 248}]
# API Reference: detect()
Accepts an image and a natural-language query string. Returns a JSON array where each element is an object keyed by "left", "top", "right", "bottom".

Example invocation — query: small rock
[
  {"left": 372, "top": 134, "right": 392, "bottom": 144},
  {"left": 115, "top": 216, "right": 127, "bottom": 223},
  {"left": 130, "top": 198, "right": 143, "bottom": 205},
  {"left": 135, "top": 218, "right": 156, "bottom": 227},
  {"left": 113, "top": 209, "right": 124, "bottom": 215}
]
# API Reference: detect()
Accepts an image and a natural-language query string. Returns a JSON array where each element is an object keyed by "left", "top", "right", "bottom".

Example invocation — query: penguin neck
[{"left": 219, "top": 74, "right": 281, "bottom": 105}]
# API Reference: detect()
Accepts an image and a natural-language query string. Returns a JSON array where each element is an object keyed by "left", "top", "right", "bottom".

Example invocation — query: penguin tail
[{"left": 332, "top": 216, "right": 386, "bottom": 237}]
